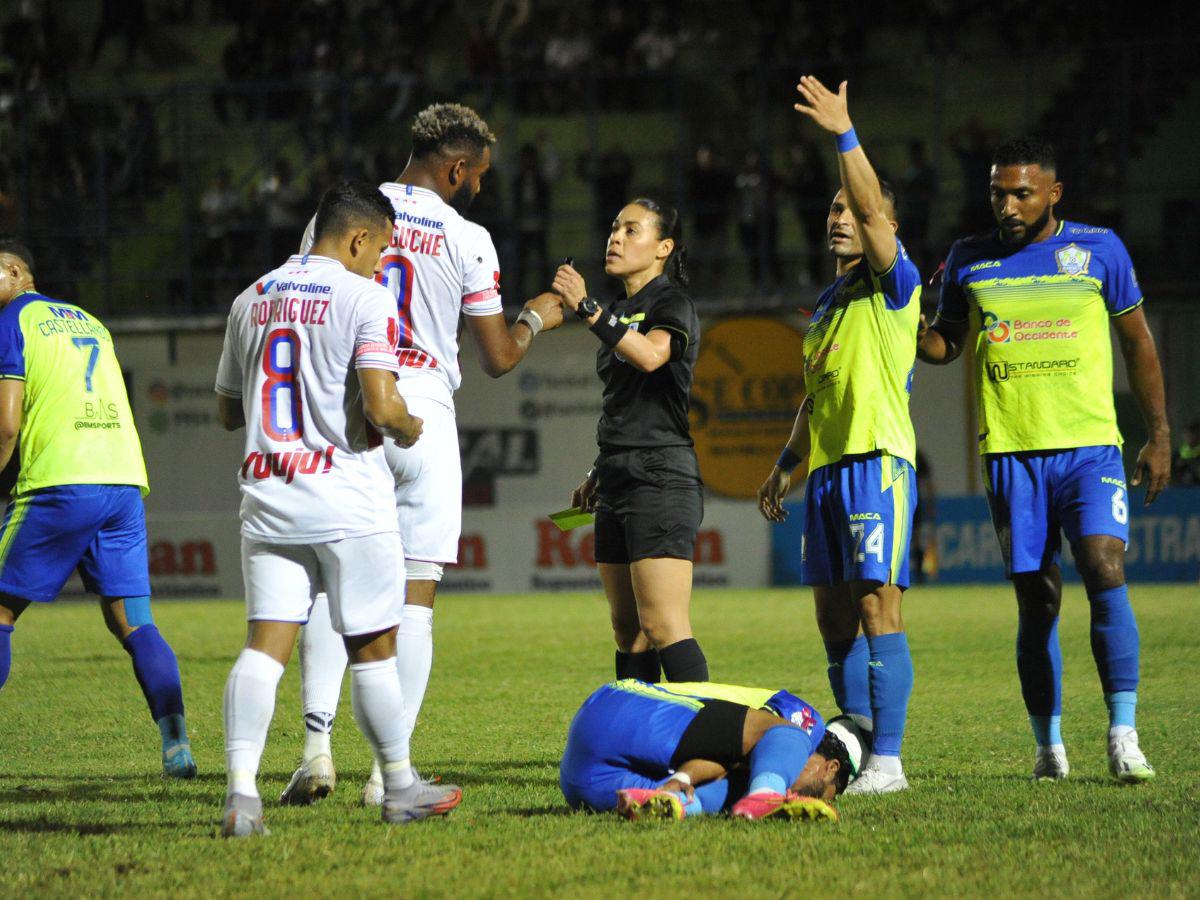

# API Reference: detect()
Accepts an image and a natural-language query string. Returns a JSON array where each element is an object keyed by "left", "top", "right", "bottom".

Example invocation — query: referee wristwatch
[{"left": 575, "top": 296, "right": 602, "bottom": 320}]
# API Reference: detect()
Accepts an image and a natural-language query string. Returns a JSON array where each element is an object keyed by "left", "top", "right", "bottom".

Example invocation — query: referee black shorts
[{"left": 592, "top": 445, "right": 704, "bottom": 565}]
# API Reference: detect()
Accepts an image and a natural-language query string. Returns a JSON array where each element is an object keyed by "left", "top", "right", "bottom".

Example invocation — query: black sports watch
[{"left": 575, "top": 296, "right": 602, "bottom": 320}]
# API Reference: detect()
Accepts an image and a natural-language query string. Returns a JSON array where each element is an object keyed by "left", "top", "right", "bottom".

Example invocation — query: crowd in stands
[{"left": 0, "top": 0, "right": 1193, "bottom": 311}]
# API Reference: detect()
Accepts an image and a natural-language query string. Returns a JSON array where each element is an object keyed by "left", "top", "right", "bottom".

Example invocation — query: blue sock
[
  {"left": 1016, "top": 613, "right": 1063, "bottom": 746},
  {"left": 1088, "top": 585, "right": 1140, "bottom": 696},
  {"left": 691, "top": 779, "right": 730, "bottom": 815},
  {"left": 747, "top": 725, "right": 809, "bottom": 794},
  {"left": 866, "top": 632, "right": 914, "bottom": 758},
  {"left": 1105, "top": 690, "right": 1138, "bottom": 730},
  {"left": 122, "top": 625, "right": 185, "bottom": 723},
  {"left": 824, "top": 635, "right": 872, "bottom": 720},
  {"left": 1029, "top": 715, "right": 1063, "bottom": 747},
  {"left": 0, "top": 624, "right": 12, "bottom": 690}
]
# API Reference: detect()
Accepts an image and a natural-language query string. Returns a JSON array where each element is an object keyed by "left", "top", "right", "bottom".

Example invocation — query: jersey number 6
[{"left": 262, "top": 327, "right": 303, "bottom": 441}]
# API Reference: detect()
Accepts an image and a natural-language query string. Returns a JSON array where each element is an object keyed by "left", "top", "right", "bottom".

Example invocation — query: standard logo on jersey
[
  {"left": 982, "top": 311, "right": 1012, "bottom": 344},
  {"left": 240, "top": 447, "right": 335, "bottom": 484},
  {"left": 987, "top": 357, "right": 1080, "bottom": 383},
  {"left": 1055, "top": 243, "right": 1091, "bottom": 276}
]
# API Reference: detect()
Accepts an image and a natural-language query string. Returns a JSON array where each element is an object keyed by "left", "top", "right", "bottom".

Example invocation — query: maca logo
[
  {"left": 849, "top": 512, "right": 881, "bottom": 521},
  {"left": 968, "top": 260, "right": 1002, "bottom": 272},
  {"left": 982, "top": 311, "right": 1011, "bottom": 344}
]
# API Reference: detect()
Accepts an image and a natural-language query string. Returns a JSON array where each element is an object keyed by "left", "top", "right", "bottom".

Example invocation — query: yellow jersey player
[
  {"left": 918, "top": 137, "right": 1169, "bottom": 783},
  {"left": 0, "top": 238, "right": 195, "bottom": 778},
  {"left": 758, "top": 77, "right": 921, "bottom": 794}
]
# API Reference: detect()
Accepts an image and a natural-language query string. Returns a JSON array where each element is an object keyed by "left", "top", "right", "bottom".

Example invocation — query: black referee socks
[
  {"left": 660, "top": 638, "right": 709, "bottom": 682},
  {"left": 615, "top": 649, "right": 661, "bottom": 683}
]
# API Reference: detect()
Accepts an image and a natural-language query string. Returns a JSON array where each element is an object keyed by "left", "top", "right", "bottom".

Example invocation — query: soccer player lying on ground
[
  {"left": 560, "top": 679, "right": 866, "bottom": 821},
  {"left": 214, "top": 181, "right": 460, "bottom": 836},
  {"left": 0, "top": 238, "right": 195, "bottom": 779}
]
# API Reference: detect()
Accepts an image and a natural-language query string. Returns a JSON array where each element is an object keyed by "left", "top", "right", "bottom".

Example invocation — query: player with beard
[
  {"left": 757, "top": 77, "right": 921, "bottom": 795},
  {"left": 917, "top": 136, "right": 1169, "bottom": 783},
  {"left": 283, "top": 104, "right": 565, "bottom": 806}
]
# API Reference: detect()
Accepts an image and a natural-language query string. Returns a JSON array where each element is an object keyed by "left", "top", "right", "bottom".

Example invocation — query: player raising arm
[
  {"left": 917, "top": 137, "right": 1168, "bottom": 782},
  {"left": 0, "top": 238, "right": 196, "bottom": 779},
  {"left": 757, "top": 77, "right": 922, "bottom": 795},
  {"left": 215, "top": 181, "right": 459, "bottom": 837}
]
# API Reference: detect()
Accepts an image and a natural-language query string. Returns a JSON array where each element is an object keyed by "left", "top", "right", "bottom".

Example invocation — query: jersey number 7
[
  {"left": 72, "top": 337, "right": 100, "bottom": 392},
  {"left": 262, "top": 328, "right": 303, "bottom": 441}
]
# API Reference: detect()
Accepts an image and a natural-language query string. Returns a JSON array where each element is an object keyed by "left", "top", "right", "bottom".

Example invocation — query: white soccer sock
[
  {"left": 299, "top": 592, "right": 348, "bottom": 762},
  {"left": 350, "top": 658, "right": 414, "bottom": 792},
  {"left": 223, "top": 648, "right": 285, "bottom": 799},
  {"left": 396, "top": 604, "right": 434, "bottom": 737}
]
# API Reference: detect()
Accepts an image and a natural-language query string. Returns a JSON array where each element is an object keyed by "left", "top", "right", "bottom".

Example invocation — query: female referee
[{"left": 552, "top": 198, "right": 708, "bottom": 684}]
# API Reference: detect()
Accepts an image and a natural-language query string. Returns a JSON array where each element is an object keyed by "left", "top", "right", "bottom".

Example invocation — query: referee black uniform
[{"left": 592, "top": 273, "right": 703, "bottom": 568}]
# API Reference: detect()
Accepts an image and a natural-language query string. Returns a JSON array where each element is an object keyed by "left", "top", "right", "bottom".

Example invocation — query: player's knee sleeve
[
  {"left": 405, "top": 560, "right": 444, "bottom": 582},
  {"left": 123, "top": 596, "right": 154, "bottom": 628}
]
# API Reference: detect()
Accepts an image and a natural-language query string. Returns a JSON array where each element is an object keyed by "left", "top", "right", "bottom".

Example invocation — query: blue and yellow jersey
[
  {"left": 803, "top": 239, "right": 921, "bottom": 472},
  {"left": 612, "top": 679, "right": 826, "bottom": 744},
  {"left": 938, "top": 221, "right": 1142, "bottom": 454},
  {"left": 0, "top": 292, "right": 147, "bottom": 496}
]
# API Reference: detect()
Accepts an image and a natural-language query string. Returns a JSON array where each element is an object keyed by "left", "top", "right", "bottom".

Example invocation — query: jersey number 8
[{"left": 262, "top": 328, "right": 303, "bottom": 441}]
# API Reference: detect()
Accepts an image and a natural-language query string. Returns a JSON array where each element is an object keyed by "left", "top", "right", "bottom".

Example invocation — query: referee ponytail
[{"left": 631, "top": 197, "right": 689, "bottom": 288}]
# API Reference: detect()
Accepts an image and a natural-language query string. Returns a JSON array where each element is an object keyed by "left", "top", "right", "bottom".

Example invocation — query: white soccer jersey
[
  {"left": 215, "top": 254, "right": 402, "bottom": 544},
  {"left": 301, "top": 183, "right": 504, "bottom": 406}
]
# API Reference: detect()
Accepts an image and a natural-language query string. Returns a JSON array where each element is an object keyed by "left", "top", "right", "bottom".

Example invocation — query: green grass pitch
[{"left": 1, "top": 584, "right": 1198, "bottom": 897}]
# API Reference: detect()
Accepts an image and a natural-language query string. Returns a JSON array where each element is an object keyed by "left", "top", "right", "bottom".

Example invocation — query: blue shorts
[
  {"left": 0, "top": 485, "right": 151, "bottom": 603},
  {"left": 560, "top": 681, "right": 700, "bottom": 811},
  {"left": 801, "top": 453, "right": 916, "bottom": 588},
  {"left": 984, "top": 445, "right": 1129, "bottom": 577}
]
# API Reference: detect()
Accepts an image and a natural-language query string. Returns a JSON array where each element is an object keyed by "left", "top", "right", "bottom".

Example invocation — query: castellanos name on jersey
[
  {"left": 938, "top": 221, "right": 1143, "bottom": 455},
  {"left": 216, "top": 255, "right": 402, "bottom": 544},
  {"left": 301, "top": 183, "right": 504, "bottom": 407}
]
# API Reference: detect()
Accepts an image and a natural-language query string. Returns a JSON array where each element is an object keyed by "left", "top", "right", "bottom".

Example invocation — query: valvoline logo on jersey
[{"left": 240, "top": 447, "right": 335, "bottom": 484}]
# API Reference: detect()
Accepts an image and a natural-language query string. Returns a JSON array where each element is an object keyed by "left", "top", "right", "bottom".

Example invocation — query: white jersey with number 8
[
  {"left": 215, "top": 254, "right": 402, "bottom": 544},
  {"left": 301, "top": 182, "right": 504, "bottom": 407}
]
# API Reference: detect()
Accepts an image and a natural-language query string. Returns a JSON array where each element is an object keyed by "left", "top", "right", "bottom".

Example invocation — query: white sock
[
  {"left": 350, "top": 658, "right": 414, "bottom": 792},
  {"left": 223, "top": 648, "right": 285, "bottom": 799},
  {"left": 396, "top": 604, "right": 434, "bottom": 736},
  {"left": 299, "top": 592, "right": 348, "bottom": 762},
  {"left": 1109, "top": 725, "right": 1135, "bottom": 741}
]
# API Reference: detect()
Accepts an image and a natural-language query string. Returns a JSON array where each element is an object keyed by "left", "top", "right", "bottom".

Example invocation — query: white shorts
[
  {"left": 241, "top": 532, "right": 405, "bottom": 636},
  {"left": 386, "top": 396, "right": 461, "bottom": 564}
]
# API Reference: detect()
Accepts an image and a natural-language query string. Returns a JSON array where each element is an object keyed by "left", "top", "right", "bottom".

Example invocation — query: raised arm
[
  {"left": 1112, "top": 306, "right": 1170, "bottom": 504},
  {"left": 794, "top": 76, "right": 897, "bottom": 273}
]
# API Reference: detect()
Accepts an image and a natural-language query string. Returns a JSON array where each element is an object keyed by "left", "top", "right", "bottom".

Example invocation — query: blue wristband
[
  {"left": 776, "top": 447, "right": 801, "bottom": 473},
  {"left": 836, "top": 126, "right": 860, "bottom": 153}
]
